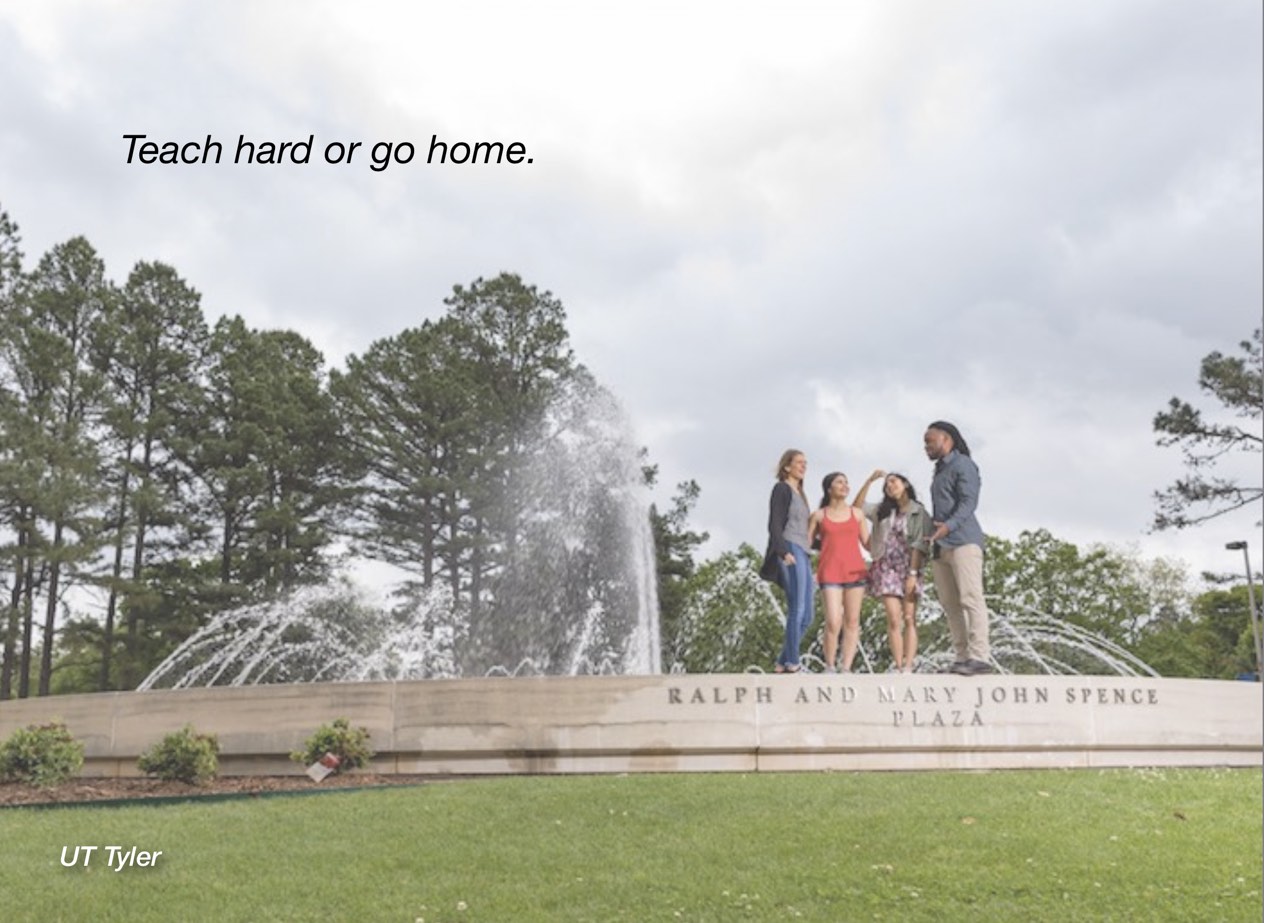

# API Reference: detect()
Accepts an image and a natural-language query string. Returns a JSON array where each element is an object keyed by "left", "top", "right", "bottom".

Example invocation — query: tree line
[
  {"left": 1, "top": 204, "right": 700, "bottom": 697},
  {"left": 661, "top": 324, "right": 1262, "bottom": 678},
  {"left": 662, "top": 530, "right": 1260, "bottom": 680},
  {"left": 2, "top": 197, "right": 1256, "bottom": 695}
]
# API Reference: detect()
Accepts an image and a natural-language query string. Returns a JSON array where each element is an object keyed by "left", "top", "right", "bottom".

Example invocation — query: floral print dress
[{"left": 867, "top": 511, "right": 923, "bottom": 599}]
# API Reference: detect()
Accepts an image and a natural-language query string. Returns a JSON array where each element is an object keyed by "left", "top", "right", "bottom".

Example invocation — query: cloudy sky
[{"left": 2, "top": 0, "right": 1260, "bottom": 583}]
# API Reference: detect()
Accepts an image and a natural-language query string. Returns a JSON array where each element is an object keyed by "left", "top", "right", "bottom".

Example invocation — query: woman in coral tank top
[{"left": 808, "top": 472, "right": 870, "bottom": 673}]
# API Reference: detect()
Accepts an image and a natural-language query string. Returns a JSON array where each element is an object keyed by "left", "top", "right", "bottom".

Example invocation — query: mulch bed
[{"left": 0, "top": 773, "right": 435, "bottom": 808}]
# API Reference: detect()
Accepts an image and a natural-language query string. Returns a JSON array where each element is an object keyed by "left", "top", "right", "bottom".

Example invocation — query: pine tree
[
  {"left": 0, "top": 206, "right": 28, "bottom": 698},
  {"left": 178, "top": 317, "right": 345, "bottom": 597},
  {"left": 0, "top": 237, "right": 111, "bottom": 695},
  {"left": 1153, "top": 328, "right": 1263, "bottom": 529},
  {"left": 331, "top": 316, "right": 486, "bottom": 592},
  {"left": 91, "top": 261, "right": 209, "bottom": 688},
  {"left": 443, "top": 273, "right": 577, "bottom": 615}
]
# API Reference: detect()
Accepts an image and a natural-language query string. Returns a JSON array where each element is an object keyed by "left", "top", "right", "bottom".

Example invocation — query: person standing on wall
[
  {"left": 808, "top": 472, "right": 870, "bottom": 673},
  {"left": 923, "top": 421, "right": 992, "bottom": 675},
  {"left": 759, "top": 449, "right": 814, "bottom": 673},
  {"left": 852, "top": 469, "right": 931, "bottom": 673}
]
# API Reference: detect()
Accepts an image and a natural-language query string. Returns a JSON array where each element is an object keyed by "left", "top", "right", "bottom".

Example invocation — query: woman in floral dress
[{"left": 854, "top": 470, "right": 931, "bottom": 672}]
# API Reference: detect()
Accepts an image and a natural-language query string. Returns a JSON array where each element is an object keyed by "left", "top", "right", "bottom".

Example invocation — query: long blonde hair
[
  {"left": 774, "top": 450, "right": 808, "bottom": 501},
  {"left": 774, "top": 448, "right": 803, "bottom": 481}
]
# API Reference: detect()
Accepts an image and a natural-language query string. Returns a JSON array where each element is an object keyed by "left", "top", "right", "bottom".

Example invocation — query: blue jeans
[{"left": 777, "top": 542, "right": 814, "bottom": 667}]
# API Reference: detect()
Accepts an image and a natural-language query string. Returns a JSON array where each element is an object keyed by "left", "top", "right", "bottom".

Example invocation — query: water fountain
[
  {"left": 137, "top": 582, "right": 464, "bottom": 690},
  {"left": 139, "top": 378, "right": 660, "bottom": 690},
  {"left": 850, "top": 598, "right": 1161, "bottom": 677},
  {"left": 22, "top": 520, "right": 1255, "bottom": 776},
  {"left": 667, "top": 549, "right": 1161, "bottom": 678}
]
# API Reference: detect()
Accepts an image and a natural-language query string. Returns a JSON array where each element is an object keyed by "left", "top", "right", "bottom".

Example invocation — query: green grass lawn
[{"left": 2, "top": 768, "right": 1259, "bottom": 922}]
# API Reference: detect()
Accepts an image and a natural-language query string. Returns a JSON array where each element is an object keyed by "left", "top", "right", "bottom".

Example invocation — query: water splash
[
  {"left": 786, "top": 597, "right": 1159, "bottom": 676},
  {"left": 138, "top": 582, "right": 466, "bottom": 690},
  {"left": 139, "top": 379, "right": 660, "bottom": 689},
  {"left": 978, "top": 600, "right": 1159, "bottom": 676},
  {"left": 463, "top": 374, "right": 661, "bottom": 676}
]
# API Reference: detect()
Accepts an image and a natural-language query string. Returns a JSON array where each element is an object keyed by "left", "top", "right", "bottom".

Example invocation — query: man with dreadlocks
[{"left": 923, "top": 420, "right": 992, "bottom": 675}]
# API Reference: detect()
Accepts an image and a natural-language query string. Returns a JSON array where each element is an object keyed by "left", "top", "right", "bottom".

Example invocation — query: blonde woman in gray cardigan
[{"left": 853, "top": 470, "right": 932, "bottom": 673}]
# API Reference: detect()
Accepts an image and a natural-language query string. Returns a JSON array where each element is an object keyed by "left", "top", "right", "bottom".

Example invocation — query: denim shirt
[{"left": 930, "top": 450, "right": 984, "bottom": 549}]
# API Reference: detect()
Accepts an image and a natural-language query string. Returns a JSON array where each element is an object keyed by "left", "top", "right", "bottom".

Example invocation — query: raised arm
[{"left": 851, "top": 469, "right": 885, "bottom": 508}]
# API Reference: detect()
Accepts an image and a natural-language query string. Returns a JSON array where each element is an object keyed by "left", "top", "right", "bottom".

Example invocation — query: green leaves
[
  {"left": 1133, "top": 584, "right": 1259, "bottom": 679},
  {"left": 668, "top": 545, "right": 784, "bottom": 673},
  {"left": 0, "top": 235, "right": 113, "bottom": 696},
  {"left": 137, "top": 724, "right": 219, "bottom": 784},
  {"left": 290, "top": 717, "right": 374, "bottom": 774},
  {"left": 0, "top": 198, "right": 675, "bottom": 692},
  {"left": 1153, "top": 328, "right": 1262, "bottom": 530},
  {"left": 182, "top": 317, "right": 349, "bottom": 591},
  {"left": 0, "top": 720, "right": 84, "bottom": 787}
]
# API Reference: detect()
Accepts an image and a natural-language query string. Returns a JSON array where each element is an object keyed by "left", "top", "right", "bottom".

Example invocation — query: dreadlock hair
[{"left": 928, "top": 420, "right": 971, "bottom": 457}]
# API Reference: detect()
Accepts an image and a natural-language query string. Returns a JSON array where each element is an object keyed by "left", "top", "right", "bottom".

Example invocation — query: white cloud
[{"left": 1, "top": 0, "right": 1259, "bottom": 586}]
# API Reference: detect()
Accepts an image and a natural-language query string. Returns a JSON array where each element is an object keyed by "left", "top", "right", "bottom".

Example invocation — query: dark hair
[
  {"left": 928, "top": 420, "right": 971, "bottom": 457},
  {"left": 875, "top": 473, "right": 917, "bottom": 522},
  {"left": 819, "top": 472, "right": 845, "bottom": 508}
]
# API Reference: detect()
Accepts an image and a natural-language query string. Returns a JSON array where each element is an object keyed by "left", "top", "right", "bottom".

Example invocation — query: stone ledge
[{"left": 2, "top": 674, "right": 1259, "bottom": 776}]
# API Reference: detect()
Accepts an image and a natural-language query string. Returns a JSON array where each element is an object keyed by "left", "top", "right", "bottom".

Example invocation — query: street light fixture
[{"left": 1225, "top": 541, "right": 1262, "bottom": 681}]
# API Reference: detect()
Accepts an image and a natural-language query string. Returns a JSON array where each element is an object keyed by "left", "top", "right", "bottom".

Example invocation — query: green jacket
[{"left": 864, "top": 500, "right": 932, "bottom": 571}]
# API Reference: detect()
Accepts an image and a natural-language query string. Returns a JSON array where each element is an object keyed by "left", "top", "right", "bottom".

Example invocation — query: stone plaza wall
[{"left": 0, "top": 674, "right": 1259, "bottom": 777}]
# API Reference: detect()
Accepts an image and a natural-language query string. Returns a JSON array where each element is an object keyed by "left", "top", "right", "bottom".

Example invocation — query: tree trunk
[
  {"left": 470, "top": 514, "right": 484, "bottom": 618},
  {"left": 123, "top": 433, "right": 156, "bottom": 687},
  {"left": 0, "top": 525, "right": 28, "bottom": 700},
  {"left": 38, "top": 522, "right": 65, "bottom": 696},
  {"left": 17, "top": 557, "right": 39, "bottom": 699},
  {"left": 221, "top": 508, "right": 234, "bottom": 584},
  {"left": 100, "top": 460, "right": 134, "bottom": 690},
  {"left": 422, "top": 491, "right": 434, "bottom": 586}
]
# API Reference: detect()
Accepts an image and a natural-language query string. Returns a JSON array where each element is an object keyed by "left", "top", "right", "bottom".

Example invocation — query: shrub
[
  {"left": 0, "top": 720, "right": 85, "bottom": 787},
  {"left": 291, "top": 718, "right": 374, "bottom": 774},
  {"left": 137, "top": 725, "right": 219, "bottom": 784}
]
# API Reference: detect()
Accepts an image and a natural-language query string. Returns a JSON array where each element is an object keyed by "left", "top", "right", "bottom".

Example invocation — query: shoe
[
  {"left": 946, "top": 661, "right": 971, "bottom": 675},
  {"left": 964, "top": 659, "right": 994, "bottom": 675},
  {"left": 824, "top": 665, "right": 838, "bottom": 674}
]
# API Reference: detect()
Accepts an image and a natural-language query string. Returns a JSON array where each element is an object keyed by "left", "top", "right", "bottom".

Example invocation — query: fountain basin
[{"left": 1, "top": 675, "right": 1258, "bottom": 777}]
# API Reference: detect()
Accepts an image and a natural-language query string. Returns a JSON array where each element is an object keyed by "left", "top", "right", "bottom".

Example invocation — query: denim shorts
[{"left": 819, "top": 579, "right": 866, "bottom": 590}]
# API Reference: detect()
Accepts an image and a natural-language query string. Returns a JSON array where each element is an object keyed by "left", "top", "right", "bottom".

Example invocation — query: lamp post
[{"left": 1225, "top": 541, "right": 1262, "bottom": 681}]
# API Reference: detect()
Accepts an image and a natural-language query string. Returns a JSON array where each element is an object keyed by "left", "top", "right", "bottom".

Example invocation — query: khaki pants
[{"left": 932, "top": 543, "right": 988, "bottom": 661}]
